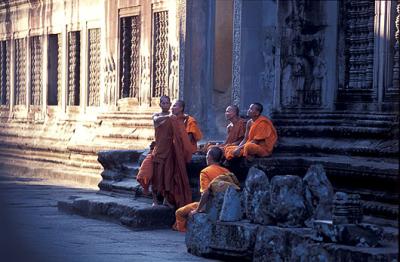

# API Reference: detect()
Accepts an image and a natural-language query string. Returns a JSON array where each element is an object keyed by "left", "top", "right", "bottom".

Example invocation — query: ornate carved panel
[
  {"left": 279, "top": 0, "right": 325, "bottom": 109},
  {"left": 338, "top": 0, "right": 375, "bottom": 102},
  {"left": 67, "top": 31, "right": 80, "bottom": 106},
  {"left": 57, "top": 34, "right": 62, "bottom": 105},
  {"left": 30, "top": 36, "right": 43, "bottom": 105},
  {"left": 88, "top": 28, "right": 101, "bottom": 106},
  {"left": 0, "top": 41, "right": 10, "bottom": 105},
  {"left": 152, "top": 11, "right": 169, "bottom": 97},
  {"left": 391, "top": 1, "right": 400, "bottom": 93},
  {"left": 119, "top": 15, "right": 140, "bottom": 98},
  {"left": 15, "top": 38, "right": 26, "bottom": 105}
]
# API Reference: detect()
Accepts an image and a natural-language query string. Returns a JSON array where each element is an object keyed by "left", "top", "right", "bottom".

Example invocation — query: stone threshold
[{"left": 58, "top": 193, "right": 175, "bottom": 230}]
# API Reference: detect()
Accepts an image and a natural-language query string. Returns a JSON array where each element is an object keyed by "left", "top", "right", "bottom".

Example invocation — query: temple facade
[{"left": 0, "top": 0, "right": 398, "bottom": 219}]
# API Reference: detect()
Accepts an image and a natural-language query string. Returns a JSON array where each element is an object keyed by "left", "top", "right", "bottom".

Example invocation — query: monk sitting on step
[
  {"left": 173, "top": 146, "right": 229, "bottom": 232},
  {"left": 203, "top": 105, "right": 246, "bottom": 152},
  {"left": 224, "top": 102, "right": 278, "bottom": 161}
]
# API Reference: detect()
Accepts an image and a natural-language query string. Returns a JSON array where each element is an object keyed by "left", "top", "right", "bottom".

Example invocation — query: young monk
[
  {"left": 173, "top": 146, "right": 229, "bottom": 232},
  {"left": 224, "top": 102, "right": 278, "bottom": 161},
  {"left": 171, "top": 100, "right": 203, "bottom": 154},
  {"left": 223, "top": 105, "right": 246, "bottom": 147},
  {"left": 137, "top": 95, "right": 193, "bottom": 209}
]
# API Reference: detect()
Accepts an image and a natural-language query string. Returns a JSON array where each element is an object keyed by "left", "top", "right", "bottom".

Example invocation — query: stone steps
[
  {"left": 276, "top": 137, "right": 398, "bottom": 158},
  {"left": 252, "top": 154, "right": 399, "bottom": 220},
  {"left": 58, "top": 193, "right": 175, "bottom": 229}
]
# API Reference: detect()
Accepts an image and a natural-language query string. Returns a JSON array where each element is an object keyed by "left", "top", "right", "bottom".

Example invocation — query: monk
[
  {"left": 171, "top": 100, "right": 203, "bottom": 154},
  {"left": 223, "top": 105, "right": 246, "bottom": 147},
  {"left": 203, "top": 105, "right": 246, "bottom": 152},
  {"left": 224, "top": 102, "right": 277, "bottom": 161},
  {"left": 137, "top": 95, "right": 193, "bottom": 208},
  {"left": 173, "top": 146, "right": 229, "bottom": 232}
]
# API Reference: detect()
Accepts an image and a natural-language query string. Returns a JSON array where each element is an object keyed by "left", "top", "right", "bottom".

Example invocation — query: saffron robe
[
  {"left": 224, "top": 115, "right": 277, "bottom": 160},
  {"left": 181, "top": 115, "right": 203, "bottom": 153},
  {"left": 224, "top": 118, "right": 246, "bottom": 146},
  {"left": 174, "top": 164, "right": 229, "bottom": 232},
  {"left": 151, "top": 116, "right": 193, "bottom": 208},
  {"left": 136, "top": 152, "right": 153, "bottom": 194}
]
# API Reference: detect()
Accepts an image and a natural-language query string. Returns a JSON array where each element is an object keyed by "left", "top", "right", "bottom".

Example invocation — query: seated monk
[
  {"left": 137, "top": 95, "right": 193, "bottom": 208},
  {"left": 204, "top": 105, "right": 246, "bottom": 151},
  {"left": 172, "top": 100, "right": 203, "bottom": 154},
  {"left": 191, "top": 172, "right": 241, "bottom": 215},
  {"left": 173, "top": 146, "right": 229, "bottom": 232},
  {"left": 224, "top": 102, "right": 277, "bottom": 161}
]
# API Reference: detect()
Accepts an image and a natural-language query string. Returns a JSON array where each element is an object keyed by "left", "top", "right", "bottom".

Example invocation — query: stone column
[
  {"left": 232, "top": 0, "right": 242, "bottom": 107},
  {"left": 81, "top": 22, "right": 88, "bottom": 112},
  {"left": 26, "top": 36, "right": 31, "bottom": 110},
  {"left": 42, "top": 32, "right": 49, "bottom": 113},
  {"left": 9, "top": 38, "right": 14, "bottom": 114},
  {"left": 61, "top": 26, "right": 68, "bottom": 113}
]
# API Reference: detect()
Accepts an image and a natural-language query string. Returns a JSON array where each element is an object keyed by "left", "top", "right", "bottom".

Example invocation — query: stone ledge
[{"left": 58, "top": 193, "right": 175, "bottom": 229}]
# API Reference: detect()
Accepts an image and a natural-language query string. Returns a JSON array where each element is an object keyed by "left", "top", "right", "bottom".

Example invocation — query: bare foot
[{"left": 152, "top": 202, "right": 159, "bottom": 207}]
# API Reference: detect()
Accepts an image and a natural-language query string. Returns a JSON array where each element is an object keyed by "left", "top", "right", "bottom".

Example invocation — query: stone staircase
[
  {"left": 265, "top": 111, "right": 399, "bottom": 222},
  {"left": 58, "top": 150, "right": 177, "bottom": 229},
  {"left": 0, "top": 105, "right": 158, "bottom": 187}
]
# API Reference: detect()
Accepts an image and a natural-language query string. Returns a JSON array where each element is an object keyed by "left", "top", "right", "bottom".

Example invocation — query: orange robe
[
  {"left": 136, "top": 152, "right": 153, "bottom": 194},
  {"left": 174, "top": 164, "right": 229, "bottom": 232},
  {"left": 181, "top": 115, "right": 203, "bottom": 153},
  {"left": 224, "top": 118, "right": 246, "bottom": 146},
  {"left": 224, "top": 116, "right": 277, "bottom": 160},
  {"left": 151, "top": 116, "right": 193, "bottom": 208}
]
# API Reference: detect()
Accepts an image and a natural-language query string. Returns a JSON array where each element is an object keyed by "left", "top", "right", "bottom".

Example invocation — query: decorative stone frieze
[
  {"left": 30, "top": 35, "right": 42, "bottom": 105},
  {"left": 67, "top": 31, "right": 80, "bottom": 106},
  {"left": 0, "top": 40, "right": 10, "bottom": 105},
  {"left": 88, "top": 28, "right": 101, "bottom": 106},
  {"left": 15, "top": 38, "right": 26, "bottom": 105},
  {"left": 152, "top": 10, "right": 169, "bottom": 97}
]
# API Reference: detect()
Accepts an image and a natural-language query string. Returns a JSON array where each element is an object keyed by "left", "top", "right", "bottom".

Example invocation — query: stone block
[
  {"left": 211, "top": 221, "right": 259, "bottom": 260},
  {"left": 313, "top": 220, "right": 383, "bottom": 247},
  {"left": 303, "top": 164, "right": 334, "bottom": 227},
  {"left": 270, "top": 175, "right": 307, "bottom": 227},
  {"left": 186, "top": 213, "right": 213, "bottom": 257},
  {"left": 244, "top": 167, "right": 273, "bottom": 224},
  {"left": 219, "top": 186, "right": 243, "bottom": 222},
  {"left": 206, "top": 192, "right": 225, "bottom": 222}
]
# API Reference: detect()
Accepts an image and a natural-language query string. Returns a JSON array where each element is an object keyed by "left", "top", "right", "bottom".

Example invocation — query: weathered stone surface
[
  {"left": 58, "top": 193, "right": 174, "bottom": 229},
  {"left": 205, "top": 192, "right": 225, "bottom": 222},
  {"left": 98, "top": 150, "right": 144, "bottom": 180},
  {"left": 270, "top": 175, "right": 307, "bottom": 227},
  {"left": 303, "top": 164, "right": 334, "bottom": 227},
  {"left": 219, "top": 185, "right": 243, "bottom": 222},
  {"left": 243, "top": 167, "right": 273, "bottom": 224},
  {"left": 185, "top": 213, "right": 213, "bottom": 257},
  {"left": 210, "top": 221, "right": 259, "bottom": 260},
  {"left": 313, "top": 220, "right": 384, "bottom": 247},
  {"left": 253, "top": 226, "right": 313, "bottom": 262}
]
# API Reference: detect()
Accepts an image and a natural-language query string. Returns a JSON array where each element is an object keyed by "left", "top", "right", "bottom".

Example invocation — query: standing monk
[
  {"left": 171, "top": 100, "right": 203, "bottom": 154},
  {"left": 173, "top": 146, "right": 230, "bottom": 232},
  {"left": 224, "top": 103, "right": 277, "bottom": 161},
  {"left": 142, "top": 95, "right": 193, "bottom": 208}
]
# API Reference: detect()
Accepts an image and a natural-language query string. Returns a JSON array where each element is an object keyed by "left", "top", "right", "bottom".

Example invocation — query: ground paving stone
[{"left": 0, "top": 172, "right": 217, "bottom": 262}]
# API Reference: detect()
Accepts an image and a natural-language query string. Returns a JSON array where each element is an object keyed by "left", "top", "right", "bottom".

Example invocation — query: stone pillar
[
  {"left": 61, "top": 26, "right": 68, "bottom": 113},
  {"left": 9, "top": 38, "right": 14, "bottom": 114},
  {"left": 81, "top": 23, "right": 88, "bottom": 112},
  {"left": 42, "top": 33, "right": 48, "bottom": 113},
  {"left": 26, "top": 36, "right": 31, "bottom": 110}
]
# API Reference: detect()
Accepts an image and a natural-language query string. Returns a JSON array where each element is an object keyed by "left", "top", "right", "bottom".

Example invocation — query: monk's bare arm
[{"left": 152, "top": 113, "right": 169, "bottom": 125}]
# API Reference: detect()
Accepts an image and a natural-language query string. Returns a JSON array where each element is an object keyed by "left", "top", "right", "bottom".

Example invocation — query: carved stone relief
[
  {"left": 280, "top": 0, "right": 326, "bottom": 108},
  {"left": 139, "top": 55, "right": 150, "bottom": 105},
  {"left": 168, "top": 45, "right": 179, "bottom": 100},
  {"left": 67, "top": 31, "right": 80, "bottom": 106},
  {"left": 15, "top": 38, "right": 26, "bottom": 105},
  {"left": 391, "top": 1, "right": 400, "bottom": 92},
  {"left": 88, "top": 28, "right": 101, "bottom": 106},
  {"left": 57, "top": 34, "right": 62, "bottom": 106},
  {"left": 343, "top": 0, "right": 375, "bottom": 91},
  {"left": 119, "top": 15, "right": 140, "bottom": 99},
  {"left": 261, "top": 28, "right": 276, "bottom": 91},
  {"left": 0, "top": 40, "right": 10, "bottom": 105},
  {"left": 152, "top": 11, "right": 169, "bottom": 97},
  {"left": 232, "top": 0, "right": 242, "bottom": 105},
  {"left": 104, "top": 55, "right": 116, "bottom": 105},
  {"left": 30, "top": 36, "right": 43, "bottom": 105}
]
